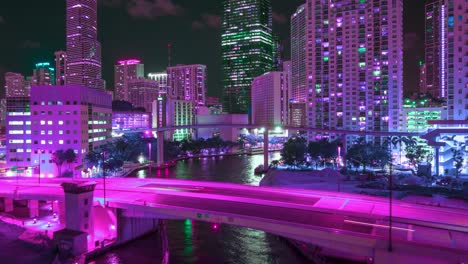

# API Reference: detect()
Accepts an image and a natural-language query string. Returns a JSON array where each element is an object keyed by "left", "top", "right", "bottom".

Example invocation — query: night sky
[{"left": 0, "top": 0, "right": 425, "bottom": 99}]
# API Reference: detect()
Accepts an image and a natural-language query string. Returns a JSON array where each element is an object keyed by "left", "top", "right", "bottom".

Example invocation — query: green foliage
[
  {"left": 280, "top": 136, "right": 307, "bottom": 169},
  {"left": 307, "top": 139, "right": 339, "bottom": 168},
  {"left": 51, "top": 150, "right": 66, "bottom": 177},
  {"left": 346, "top": 139, "right": 391, "bottom": 172},
  {"left": 405, "top": 145, "right": 428, "bottom": 167},
  {"left": 452, "top": 149, "right": 464, "bottom": 178}
]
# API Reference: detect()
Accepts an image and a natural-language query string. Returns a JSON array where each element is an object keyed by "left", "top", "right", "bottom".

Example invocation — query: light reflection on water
[{"left": 90, "top": 153, "right": 313, "bottom": 264}]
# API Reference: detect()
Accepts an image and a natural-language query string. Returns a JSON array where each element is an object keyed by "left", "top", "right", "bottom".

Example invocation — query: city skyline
[{"left": 0, "top": 0, "right": 424, "bottom": 99}]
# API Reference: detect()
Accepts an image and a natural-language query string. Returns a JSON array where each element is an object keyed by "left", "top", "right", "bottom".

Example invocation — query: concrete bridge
[{"left": 0, "top": 178, "right": 467, "bottom": 263}]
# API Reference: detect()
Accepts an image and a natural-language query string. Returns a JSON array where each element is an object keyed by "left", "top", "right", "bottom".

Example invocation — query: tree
[
  {"left": 452, "top": 149, "right": 464, "bottom": 179},
  {"left": 281, "top": 136, "right": 307, "bottom": 169},
  {"left": 63, "top": 149, "right": 77, "bottom": 171},
  {"left": 405, "top": 145, "right": 427, "bottom": 168},
  {"left": 346, "top": 140, "right": 391, "bottom": 173},
  {"left": 51, "top": 150, "right": 66, "bottom": 177},
  {"left": 391, "top": 136, "right": 404, "bottom": 164},
  {"left": 271, "top": 160, "right": 280, "bottom": 169}
]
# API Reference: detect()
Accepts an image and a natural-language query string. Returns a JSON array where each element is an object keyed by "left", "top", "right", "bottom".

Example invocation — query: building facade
[
  {"left": 66, "top": 0, "right": 104, "bottom": 89},
  {"left": 167, "top": 64, "right": 207, "bottom": 106},
  {"left": 128, "top": 78, "right": 159, "bottom": 112},
  {"left": 5, "top": 97, "right": 32, "bottom": 174},
  {"left": 29, "top": 85, "right": 112, "bottom": 177},
  {"left": 425, "top": 0, "right": 467, "bottom": 120},
  {"left": 251, "top": 70, "right": 291, "bottom": 127},
  {"left": 291, "top": 3, "right": 307, "bottom": 102},
  {"left": 5, "top": 72, "right": 28, "bottom": 97},
  {"left": 31, "top": 62, "right": 55, "bottom": 86},
  {"left": 221, "top": 0, "right": 274, "bottom": 114},
  {"left": 55, "top": 50, "right": 67, "bottom": 85},
  {"left": 112, "top": 112, "right": 151, "bottom": 131},
  {"left": 152, "top": 95, "right": 193, "bottom": 141},
  {"left": 148, "top": 72, "right": 168, "bottom": 91},
  {"left": 305, "top": 0, "right": 403, "bottom": 140},
  {"left": 114, "top": 59, "right": 145, "bottom": 101}
]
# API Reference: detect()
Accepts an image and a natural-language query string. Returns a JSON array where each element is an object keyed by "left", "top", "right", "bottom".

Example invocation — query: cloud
[
  {"left": 272, "top": 12, "right": 287, "bottom": 24},
  {"left": 127, "top": 0, "right": 184, "bottom": 19},
  {"left": 21, "top": 40, "right": 41, "bottom": 49},
  {"left": 0, "top": 16, "right": 5, "bottom": 24},
  {"left": 192, "top": 13, "right": 221, "bottom": 30}
]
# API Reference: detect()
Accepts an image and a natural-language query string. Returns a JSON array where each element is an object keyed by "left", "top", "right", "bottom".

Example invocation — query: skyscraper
[
  {"left": 167, "top": 64, "right": 207, "bottom": 106},
  {"left": 305, "top": 0, "right": 403, "bottom": 139},
  {"left": 55, "top": 50, "right": 67, "bottom": 85},
  {"left": 66, "top": 0, "right": 104, "bottom": 89},
  {"left": 290, "top": 3, "right": 307, "bottom": 102},
  {"left": 114, "top": 59, "right": 145, "bottom": 101},
  {"left": 221, "top": 0, "right": 274, "bottom": 115},
  {"left": 5, "top": 72, "right": 28, "bottom": 97},
  {"left": 425, "top": 0, "right": 467, "bottom": 120},
  {"left": 31, "top": 62, "right": 55, "bottom": 86}
]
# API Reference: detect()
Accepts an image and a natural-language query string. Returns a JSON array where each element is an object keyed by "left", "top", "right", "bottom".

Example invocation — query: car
[{"left": 436, "top": 177, "right": 452, "bottom": 186}]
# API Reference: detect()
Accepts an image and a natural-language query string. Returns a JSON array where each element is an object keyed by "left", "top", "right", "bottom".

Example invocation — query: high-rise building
[
  {"left": 442, "top": 0, "right": 467, "bottom": 120},
  {"left": 114, "top": 59, "right": 145, "bottom": 101},
  {"left": 55, "top": 50, "right": 67, "bottom": 85},
  {"left": 425, "top": 0, "right": 443, "bottom": 99},
  {"left": 251, "top": 65, "right": 291, "bottom": 127},
  {"left": 152, "top": 95, "right": 193, "bottom": 141},
  {"left": 31, "top": 62, "right": 55, "bottom": 86},
  {"left": 66, "top": 0, "right": 104, "bottom": 89},
  {"left": 5, "top": 97, "right": 31, "bottom": 173},
  {"left": 425, "top": 0, "right": 468, "bottom": 120},
  {"left": 419, "top": 62, "right": 427, "bottom": 94},
  {"left": 291, "top": 4, "right": 307, "bottom": 102},
  {"left": 305, "top": 0, "right": 403, "bottom": 140},
  {"left": 148, "top": 72, "right": 168, "bottom": 92},
  {"left": 167, "top": 64, "right": 207, "bottom": 107},
  {"left": 29, "top": 85, "right": 112, "bottom": 177},
  {"left": 272, "top": 35, "right": 283, "bottom": 71},
  {"left": 221, "top": 0, "right": 274, "bottom": 114},
  {"left": 128, "top": 78, "right": 159, "bottom": 112},
  {"left": 5, "top": 72, "right": 28, "bottom": 97}
]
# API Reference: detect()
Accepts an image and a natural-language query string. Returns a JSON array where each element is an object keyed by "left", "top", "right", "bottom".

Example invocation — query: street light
[
  {"left": 388, "top": 162, "right": 393, "bottom": 252},
  {"left": 148, "top": 142, "right": 152, "bottom": 177},
  {"left": 37, "top": 149, "right": 43, "bottom": 184},
  {"left": 102, "top": 151, "right": 107, "bottom": 207}
]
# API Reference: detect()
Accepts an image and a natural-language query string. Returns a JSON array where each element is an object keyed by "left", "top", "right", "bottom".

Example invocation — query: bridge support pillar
[
  {"left": 157, "top": 131, "right": 164, "bottom": 166},
  {"left": 52, "top": 200, "right": 66, "bottom": 223},
  {"left": 4, "top": 198, "right": 13, "bottom": 213},
  {"left": 28, "top": 199, "right": 39, "bottom": 218},
  {"left": 263, "top": 130, "right": 269, "bottom": 170}
]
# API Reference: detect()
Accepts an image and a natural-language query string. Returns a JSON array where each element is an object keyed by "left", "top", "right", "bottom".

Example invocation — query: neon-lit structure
[
  {"left": 5, "top": 72, "right": 28, "bottom": 97},
  {"left": 128, "top": 78, "right": 158, "bottom": 112},
  {"left": 167, "top": 64, "right": 207, "bottom": 106},
  {"left": 305, "top": 0, "right": 403, "bottom": 141},
  {"left": 291, "top": 4, "right": 307, "bottom": 103},
  {"left": 112, "top": 112, "right": 151, "bottom": 131},
  {"left": 66, "top": 0, "right": 104, "bottom": 89},
  {"left": 54, "top": 50, "right": 67, "bottom": 85},
  {"left": 251, "top": 63, "right": 291, "bottom": 127},
  {"left": 221, "top": 0, "right": 274, "bottom": 114},
  {"left": 27, "top": 85, "right": 112, "bottom": 177},
  {"left": 114, "top": 59, "right": 144, "bottom": 101},
  {"left": 32, "top": 62, "right": 55, "bottom": 86}
]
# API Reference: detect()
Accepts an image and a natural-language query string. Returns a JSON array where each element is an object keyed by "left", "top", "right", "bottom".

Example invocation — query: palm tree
[{"left": 391, "top": 136, "right": 404, "bottom": 164}]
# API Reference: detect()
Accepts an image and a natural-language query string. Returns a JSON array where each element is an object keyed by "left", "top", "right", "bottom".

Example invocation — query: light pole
[
  {"left": 38, "top": 150, "right": 42, "bottom": 184},
  {"left": 337, "top": 146, "right": 341, "bottom": 192},
  {"left": 102, "top": 151, "right": 107, "bottom": 207},
  {"left": 388, "top": 162, "right": 393, "bottom": 252},
  {"left": 148, "top": 142, "right": 152, "bottom": 177}
]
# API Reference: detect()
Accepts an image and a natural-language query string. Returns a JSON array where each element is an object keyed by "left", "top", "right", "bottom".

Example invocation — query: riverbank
[{"left": 0, "top": 219, "right": 56, "bottom": 264}]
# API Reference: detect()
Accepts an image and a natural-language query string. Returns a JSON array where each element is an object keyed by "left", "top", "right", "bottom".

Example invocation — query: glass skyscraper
[
  {"left": 221, "top": 0, "right": 274, "bottom": 115},
  {"left": 66, "top": 0, "right": 104, "bottom": 89}
]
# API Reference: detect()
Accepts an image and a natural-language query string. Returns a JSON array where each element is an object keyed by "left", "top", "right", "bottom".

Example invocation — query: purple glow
[{"left": 117, "top": 59, "right": 141, "bottom": 65}]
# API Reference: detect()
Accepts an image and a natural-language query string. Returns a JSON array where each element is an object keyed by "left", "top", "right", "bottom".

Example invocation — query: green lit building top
[{"left": 221, "top": 0, "right": 274, "bottom": 115}]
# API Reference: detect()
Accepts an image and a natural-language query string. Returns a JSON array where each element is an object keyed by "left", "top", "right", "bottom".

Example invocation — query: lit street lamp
[
  {"left": 148, "top": 142, "right": 152, "bottom": 177},
  {"left": 102, "top": 151, "right": 107, "bottom": 207}
]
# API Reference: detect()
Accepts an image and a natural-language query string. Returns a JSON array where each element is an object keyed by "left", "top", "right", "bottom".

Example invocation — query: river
[{"left": 89, "top": 153, "right": 316, "bottom": 264}]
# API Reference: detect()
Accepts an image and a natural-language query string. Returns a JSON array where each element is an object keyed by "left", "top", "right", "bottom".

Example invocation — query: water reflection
[
  {"left": 133, "top": 152, "right": 281, "bottom": 185},
  {"left": 91, "top": 153, "right": 313, "bottom": 264}
]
